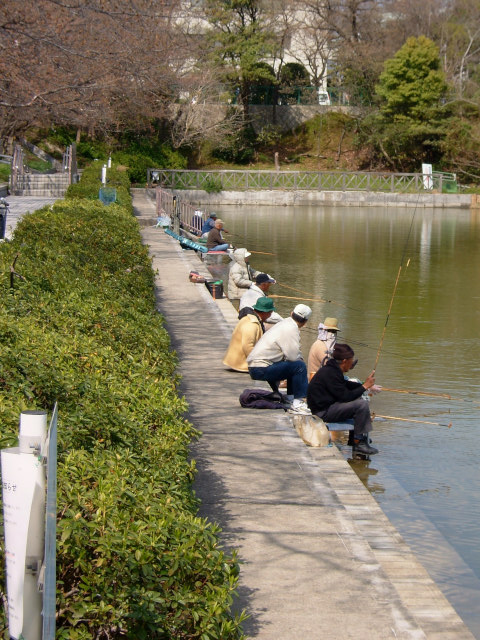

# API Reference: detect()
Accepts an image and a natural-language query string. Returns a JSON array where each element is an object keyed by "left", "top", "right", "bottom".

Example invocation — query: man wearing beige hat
[
  {"left": 206, "top": 218, "right": 229, "bottom": 251},
  {"left": 307, "top": 317, "right": 339, "bottom": 381}
]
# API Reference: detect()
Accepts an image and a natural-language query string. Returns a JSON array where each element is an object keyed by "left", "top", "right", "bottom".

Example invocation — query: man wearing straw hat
[{"left": 307, "top": 317, "right": 339, "bottom": 381}]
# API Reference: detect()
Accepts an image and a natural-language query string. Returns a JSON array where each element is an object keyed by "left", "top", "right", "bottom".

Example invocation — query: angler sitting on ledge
[
  {"left": 247, "top": 304, "right": 312, "bottom": 415},
  {"left": 306, "top": 343, "right": 380, "bottom": 455},
  {"left": 206, "top": 219, "right": 230, "bottom": 252}
]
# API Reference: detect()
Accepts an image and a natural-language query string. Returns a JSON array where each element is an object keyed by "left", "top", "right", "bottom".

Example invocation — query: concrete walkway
[
  {"left": 0, "top": 195, "right": 58, "bottom": 239},
  {"left": 133, "top": 189, "right": 475, "bottom": 640}
]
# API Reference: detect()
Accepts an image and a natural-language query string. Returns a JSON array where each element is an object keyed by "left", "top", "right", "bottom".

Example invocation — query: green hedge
[
  {"left": 0, "top": 175, "right": 244, "bottom": 638},
  {"left": 66, "top": 163, "right": 132, "bottom": 210}
]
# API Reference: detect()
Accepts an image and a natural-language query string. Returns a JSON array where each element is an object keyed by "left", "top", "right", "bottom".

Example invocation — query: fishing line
[
  {"left": 275, "top": 281, "right": 360, "bottom": 312},
  {"left": 381, "top": 386, "right": 480, "bottom": 407},
  {"left": 228, "top": 231, "right": 275, "bottom": 255},
  {"left": 373, "top": 196, "right": 420, "bottom": 372},
  {"left": 270, "top": 293, "right": 338, "bottom": 304},
  {"left": 373, "top": 413, "right": 452, "bottom": 428},
  {"left": 302, "top": 326, "right": 410, "bottom": 360}
]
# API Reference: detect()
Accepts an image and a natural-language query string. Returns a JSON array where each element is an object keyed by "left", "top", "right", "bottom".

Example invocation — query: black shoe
[{"left": 352, "top": 436, "right": 378, "bottom": 455}]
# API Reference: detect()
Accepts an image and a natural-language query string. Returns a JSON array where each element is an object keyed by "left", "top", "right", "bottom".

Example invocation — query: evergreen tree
[
  {"left": 376, "top": 35, "right": 447, "bottom": 121},
  {"left": 203, "top": 0, "right": 277, "bottom": 118},
  {"left": 362, "top": 36, "right": 452, "bottom": 171}
]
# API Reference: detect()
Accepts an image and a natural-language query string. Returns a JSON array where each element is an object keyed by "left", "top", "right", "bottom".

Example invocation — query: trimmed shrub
[
  {"left": 0, "top": 176, "right": 244, "bottom": 637},
  {"left": 112, "top": 145, "right": 187, "bottom": 184},
  {"left": 66, "top": 163, "right": 132, "bottom": 211}
]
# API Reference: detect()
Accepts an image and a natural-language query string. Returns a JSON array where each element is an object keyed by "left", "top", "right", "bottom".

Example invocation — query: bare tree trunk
[
  {"left": 378, "top": 138, "right": 397, "bottom": 171},
  {"left": 336, "top": 127, "right": 346, "bottom": 161}
]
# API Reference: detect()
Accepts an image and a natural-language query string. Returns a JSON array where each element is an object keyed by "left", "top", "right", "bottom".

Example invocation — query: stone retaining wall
[{"left": 166, "top": 188, "right": 472, "bottom": 209}]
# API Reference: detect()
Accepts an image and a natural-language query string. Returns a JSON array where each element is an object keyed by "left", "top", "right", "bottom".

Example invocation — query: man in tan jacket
[{"left": 223, "top": 298, "right": 275, "bottom": 372}]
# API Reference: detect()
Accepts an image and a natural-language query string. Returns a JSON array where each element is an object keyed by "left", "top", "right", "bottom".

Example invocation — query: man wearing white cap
[{"left": 247, "top": 304, "right": 312, "bottom": 414}]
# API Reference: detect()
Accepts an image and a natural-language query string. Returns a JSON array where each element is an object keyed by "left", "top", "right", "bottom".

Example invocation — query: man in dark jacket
[{"left": 306, "top": 343, "right": 378, "bottom": 455}]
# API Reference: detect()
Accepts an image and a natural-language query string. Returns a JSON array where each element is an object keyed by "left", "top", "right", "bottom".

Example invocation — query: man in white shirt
[{"left": 247, "top": 304, "right": 312, "bottom": 415}]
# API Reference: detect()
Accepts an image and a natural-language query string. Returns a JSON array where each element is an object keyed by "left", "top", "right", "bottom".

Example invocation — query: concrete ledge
[{"left": 167, "top": 188, "right": 472, "bottom": 208}]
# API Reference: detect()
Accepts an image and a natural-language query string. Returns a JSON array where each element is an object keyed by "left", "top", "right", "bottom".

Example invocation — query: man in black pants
[{"left": 306, "top": 343, "right": 379, "bottom": 455}]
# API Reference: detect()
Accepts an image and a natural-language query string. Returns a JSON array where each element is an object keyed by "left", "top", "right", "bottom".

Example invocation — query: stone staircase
[{"left": 11, "top": 173, "right": 71, "bottom": 197}]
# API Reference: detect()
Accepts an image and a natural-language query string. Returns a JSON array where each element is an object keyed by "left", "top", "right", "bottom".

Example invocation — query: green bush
[
  {"left": 0, "top": 164, "right": 9, "bottom": 182},
  {"left": 113, "top": 144, "right": 187, "bottom": 184},
  {"left": 203, "top": 176, "right": 223, "bottom": 193},
  {"left": 211, "top": 124, "right": 256, "bottom": 165},
  {"left": 66, "top": 163, "right": 132, "bottom": 210},
  {"left": 0, "top": 177, "right": 244, "bottom": 638}
]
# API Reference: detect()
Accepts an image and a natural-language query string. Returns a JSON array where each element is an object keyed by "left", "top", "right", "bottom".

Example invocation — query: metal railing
[
  {"left": 156, "top": 187, "right": 208, "bottom": 236},
  {"left": 149, "top": 169, "right": 458, "bottom": 194},
  {"left": 10, "top": 143, "right": 79, "bottom": 195}
]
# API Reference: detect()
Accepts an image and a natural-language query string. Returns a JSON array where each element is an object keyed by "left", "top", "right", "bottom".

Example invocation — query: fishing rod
[
  {"left": 249, "top": 250, "right": 276, "bottom": 256},
  {"left": 381, "top": 386, "right": 480, "bottom": 407},
  {"left": 373, "top": 196, "right": 420, "bottom": 372},
  {"left": 275, "top": 281, "right": 360, "bottom": 311},
  {"left": 373, "top": 413, "right": 452, "bottom": 428}
]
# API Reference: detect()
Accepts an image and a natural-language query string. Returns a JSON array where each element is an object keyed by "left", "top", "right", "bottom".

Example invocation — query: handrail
[{"left": 148, "top": 168, "right": 458, "bottom": 194}]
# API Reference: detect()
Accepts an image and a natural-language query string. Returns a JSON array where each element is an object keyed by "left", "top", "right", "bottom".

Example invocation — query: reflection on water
[{"left": 212, "top": 204, "right": 480, "bottom": 637}]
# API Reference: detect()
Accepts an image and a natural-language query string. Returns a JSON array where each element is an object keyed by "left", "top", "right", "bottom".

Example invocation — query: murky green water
[{"left": 211, "top": 204, "right": 480, "bottom": 637}]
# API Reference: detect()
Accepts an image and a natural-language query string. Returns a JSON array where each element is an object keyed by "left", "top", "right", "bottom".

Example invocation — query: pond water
[{"left": 210, "top": 203, "right": 480, "bottom": 637}]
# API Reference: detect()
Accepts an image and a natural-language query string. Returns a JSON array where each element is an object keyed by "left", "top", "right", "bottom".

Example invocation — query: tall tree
[
  {"left": 0, "top": 0, "right": 186, "bottom": 142},
  {"left": 363, "top": 36, "right": 450, "bottom": 170},
  {"left": 302, "top": 0, "right": 389, "bottom": 106},
  {"left": 437, "top": 0, "right": 480, "bottom": 99},
  {"left": 202, "top": 0, "right": 277, "bottom": 118}
]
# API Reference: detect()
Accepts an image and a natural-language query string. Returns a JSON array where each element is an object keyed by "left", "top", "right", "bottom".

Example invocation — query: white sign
[
  {"left": 422, "top": 163, "right": 433, "bottom": 190},
  {"left": 1, "top": 410, "right": 47, "bottom": 640}
]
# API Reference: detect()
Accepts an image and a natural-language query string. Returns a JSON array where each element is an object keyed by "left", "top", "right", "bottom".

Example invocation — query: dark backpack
[{"left": 239, "top": 388, "right": 288, "bottom": 410}]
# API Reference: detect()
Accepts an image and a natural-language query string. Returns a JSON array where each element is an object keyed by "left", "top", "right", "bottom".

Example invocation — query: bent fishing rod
[{"left": 373, "top": 196, "right": 420, "bottom": 372}]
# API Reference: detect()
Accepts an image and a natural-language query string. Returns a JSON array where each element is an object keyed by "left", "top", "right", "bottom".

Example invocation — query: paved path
[
  {"left": 133, "top": 189, "right": 475, "bottom": 640},
  {"left": 0, "top": 195, "right": 58, "bottom": 239}
]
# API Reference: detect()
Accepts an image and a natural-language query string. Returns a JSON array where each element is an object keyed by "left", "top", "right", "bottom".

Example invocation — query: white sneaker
[{"left": 288, "top": 400, "right": 312, "bottom": 415}]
